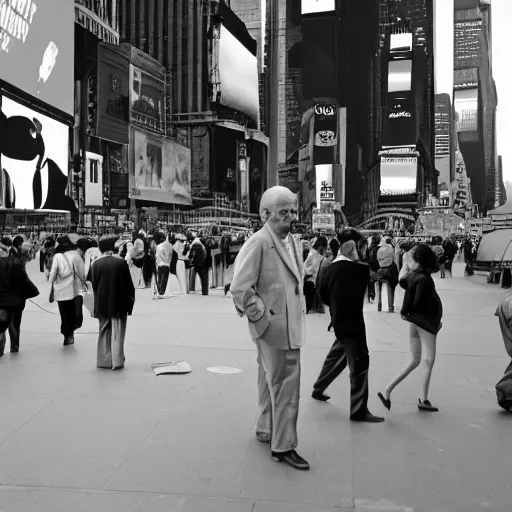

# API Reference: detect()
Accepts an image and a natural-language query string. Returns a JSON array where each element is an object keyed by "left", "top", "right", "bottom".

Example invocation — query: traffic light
[
  {"left": 86, "top": 73, "right": 97, "bottom": 136},
  {"left": 72, "top": 154, "right": 84, "bottom": 186}
]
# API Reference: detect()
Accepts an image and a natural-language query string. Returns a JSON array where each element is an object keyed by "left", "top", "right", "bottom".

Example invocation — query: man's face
[{"left": 265, "top": 202, "right": 298, "bottom": 237}]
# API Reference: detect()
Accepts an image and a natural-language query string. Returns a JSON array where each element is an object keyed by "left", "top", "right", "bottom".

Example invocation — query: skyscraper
[
  {"left": 363, "top": 0, "right": 436, "bottom": 225},
  {"left": 454, "top": 0, "right": 502, "bottom": 214}
]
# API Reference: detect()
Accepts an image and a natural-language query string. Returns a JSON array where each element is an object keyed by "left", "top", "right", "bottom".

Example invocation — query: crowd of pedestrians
[{"left": 0, "top": 187, "right": 508, "bottom": 474}]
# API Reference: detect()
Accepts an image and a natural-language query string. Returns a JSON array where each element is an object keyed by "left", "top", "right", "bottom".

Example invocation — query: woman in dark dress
[{"left": 378, "top": 244, "right": 443, "bottom": 413}]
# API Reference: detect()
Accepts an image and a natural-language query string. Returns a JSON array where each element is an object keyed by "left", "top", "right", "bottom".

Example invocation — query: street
[{"left": 0, "top": 260, "right": 511, "bottom": 512}]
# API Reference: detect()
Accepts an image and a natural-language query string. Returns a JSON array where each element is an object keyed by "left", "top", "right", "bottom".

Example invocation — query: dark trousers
[
  {"left": 156, "top": 266, "right": 170, "bottom": 295},
  {"left": 0, "top": 308, "right": 23, "bottom": 354},
  {"left": 313, "top": 338, "right": 370, "bottom": 418},
  {"left": 39, "top": 251, "right": 45, "bottom": 273},
  {"left": 142, "top": 256, "right": 154, "bottom": 288},
  {"left": 377, "top": 281, "right": 395, "bottom": 311},
  {"left": 367, "top": 280, "right": 376, "bottom": 301},
  {"left": 303, "top": 281, "right": 316, "bottom": 312},
  {"left": 189, "top": 265, "right": 208, "bottom": 295},
  {"left": 57, "top": 299, "right": 82, "bottom": 338}
]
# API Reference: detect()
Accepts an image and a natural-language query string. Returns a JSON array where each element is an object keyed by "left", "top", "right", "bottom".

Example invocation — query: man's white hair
[{"left": 259, "top": 186, "right": 297, "bottom": 212}]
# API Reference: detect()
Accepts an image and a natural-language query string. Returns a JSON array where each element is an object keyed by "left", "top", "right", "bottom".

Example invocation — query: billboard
[
  {"left": 129, "top": 65, "right": 165, "bottom": 132},
  {"left": 130, "top": 130, "right": 191, "bottom": 206},
  {"left": 96, "top": 44, "right": 130, "bottom": 144},
  {"left": 0, "top": 0, "right": 74, "bottom": 116},
  {"left": 0, "top": 96, "right": 75, "bottom": 212},
  {"left": 301, "top": 0, "right": 336, "bottom": 14},
  {"left": 85, "top": 152, "right": 103, "bottom": 207},
  {"left": 316, "top": 164, "right": 334, "bottom": 207},
  {"left": 382, "top": 94, "right": 417, "bottom": 148},
  {"left": 218, "top": 24, "right": 259, "bottom": 122},
  {"left": 380, "top": 157, "right": 418, "bottom": 196}
]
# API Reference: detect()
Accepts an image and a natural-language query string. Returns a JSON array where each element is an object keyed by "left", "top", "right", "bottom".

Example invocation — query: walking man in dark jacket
[
  {"left": 312, "top": 228, "right": 384, "bottom": 423},
  {"left": 0, "top": 256, "right": 39, "bottom": 355},
  {"left": 91, "top": 236, "right": 136, "bottom": 370}
]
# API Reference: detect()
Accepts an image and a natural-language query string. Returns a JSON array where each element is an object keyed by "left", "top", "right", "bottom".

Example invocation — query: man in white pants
[{"left": 230, "top": 186, "right": 309, "bottom": 470}]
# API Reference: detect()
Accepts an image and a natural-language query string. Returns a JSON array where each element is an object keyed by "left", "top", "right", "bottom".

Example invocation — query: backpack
[{"left": 190, "top": 242, "right": 207, "bottom": 267}]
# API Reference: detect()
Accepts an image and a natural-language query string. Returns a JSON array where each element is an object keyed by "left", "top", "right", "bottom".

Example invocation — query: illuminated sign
[
  {"left": 389, "top": 111, "right": 412, "bottom": 119},
  {"left": 315, "top": 130, "right": 337, "bottom": 147},
  {"left": 314, "top": 104, "right": 336, "bottom": 116},
  {"left": 301, "top": 0, "right": 336, "bottom": 14},
  {"left": 0, "top": 0, "right": 74, "bottom": 115}
]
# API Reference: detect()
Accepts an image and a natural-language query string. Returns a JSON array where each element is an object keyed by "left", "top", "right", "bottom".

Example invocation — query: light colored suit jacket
[{"left": 231, "top": 223, "right": 306, "bottom": 350}]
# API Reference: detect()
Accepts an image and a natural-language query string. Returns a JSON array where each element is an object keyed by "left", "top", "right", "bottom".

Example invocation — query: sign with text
[
  {"left": 312, "top": 213, "right": 335, "bottom": 233},
  {"left": 382, "top": 94, "right": 417, "bottom": 149},
  {"left": 0, "top": 0, "right": 74, "bottom": 115},
  {"left": 315, "top": 164, "right": 334, "bottom": 206},
  {"left": 74, "top": 0, "right": 119, "bottom": 44}
]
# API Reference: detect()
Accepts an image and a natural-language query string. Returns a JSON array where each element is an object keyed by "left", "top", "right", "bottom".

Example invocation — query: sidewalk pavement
[{"left": 0, "top": 261, "right": 511, "bottom": 512}]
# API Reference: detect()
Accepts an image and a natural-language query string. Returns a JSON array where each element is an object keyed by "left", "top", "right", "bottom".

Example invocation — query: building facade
[
  {"left": 118, "top": 0, "right": 267, "bottom": 215},
  {"left": 362, "top": 0, "right": 436, "bottom": 230},
  {"left": 453, "top": 0, "right": 503, "bottom": 215}
]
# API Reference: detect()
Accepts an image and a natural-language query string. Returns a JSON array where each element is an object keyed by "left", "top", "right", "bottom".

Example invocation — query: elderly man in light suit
[{"left": 231, "top": 186, "right": 309, "bottom": 471}]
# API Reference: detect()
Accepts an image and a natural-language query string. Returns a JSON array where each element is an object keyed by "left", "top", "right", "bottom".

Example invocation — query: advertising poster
[
  {"left": 218, "top": 24, "right": 259, "bottom": 122},
  {"left": 315, "top": 164, "right": 334, "bottom": 207},
  {"left": 312, "top": 213, "right": 335, "bottom": 233},
  {"left": 382, "top": 94, "right": 417, "bottom": 148},
  {"left": 379, "top": 156, "right": 418, "bottom": 196},
  {"left": 130, "top": 65, "right": 165, "bottom": 131},
  {"left": 131, "top": 130, "right": 191, "bottom": 206},
  {"left": 301, "top": 0, "right": 336, "bottom": 14},
  {"left": 0, "top": 96, "right": 75, "bottom": 212},
  {"left": 0, "top": 0, "right": 74, "bottom": 116}
]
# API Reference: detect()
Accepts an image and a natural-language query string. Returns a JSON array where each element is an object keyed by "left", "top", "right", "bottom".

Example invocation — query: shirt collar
[{"left": 333, "top": 254, "right": 351, "bottom": 263}]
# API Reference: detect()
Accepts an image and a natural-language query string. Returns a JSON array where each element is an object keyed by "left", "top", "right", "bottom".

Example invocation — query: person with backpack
[
  {"left": 431, "top": 236, "right": 446, "bottom": 278},
  {"left": 185, "top": 232, "right": 209, "bottom": 295}
]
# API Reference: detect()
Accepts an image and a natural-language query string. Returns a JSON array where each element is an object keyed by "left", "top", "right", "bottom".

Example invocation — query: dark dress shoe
[
  {"left": 350, "top": 411, "right": 385, "bottom": 423},
  {"left": 312, "top": 390, "right": 331, "bottom": 402},
  {"left": 63, "top": 335, "right": 74, "bottom": 346},
  {"left": 271, "top": 450, "right": 310, "bottom": 470},
  {"left": 10, "top": 346, "right": 19, "bottom": 353}
]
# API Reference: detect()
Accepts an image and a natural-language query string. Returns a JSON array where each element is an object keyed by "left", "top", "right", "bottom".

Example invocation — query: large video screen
[
  {"left": 388, "top": 59, "right": 412, "bottom": 93},
  {"left": 131, "top": 130, "right": 192, "bottom": 206},
  {"left": 218, "top": 24, "right": 259, "bottom": 122},
  {"left": 301, "top": 0, "right": 336, "bottom": 14},
  {"left": 380, "top": 157, "right": 418, "bottom": 196},
  {"left": 0, "top": 96, "right": 75, "bottom": 212},
  {"left": 0, "top": 0, "right": 74, "bottom": 116}
]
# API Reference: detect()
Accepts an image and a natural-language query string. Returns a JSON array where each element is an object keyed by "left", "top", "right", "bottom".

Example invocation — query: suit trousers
[
  {"left": 188, "top": 265, "right": 209, "bottom": 295},
  {"left": 156, "top": 266, "right": 170, "bottom": 295},
  {"left": 313, "top": 338, "right": 370, "bottom": 418},
  {"left": 255, "top": 339, "right": 301, "bottom": 453},
  {"left": 97, "top": 315, "right": 127, "bottom": 370},
  {"left": 0, "top": 308, "right": 23, "bottom": 354}
]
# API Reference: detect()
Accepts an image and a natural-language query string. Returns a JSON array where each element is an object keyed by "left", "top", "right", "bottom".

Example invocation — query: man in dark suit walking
[
  {"left": 312, "top": 228, "right": 384, "bottom": 423},
  {"left": 91, "top": 236, "right": 136, "bottom": 370}
]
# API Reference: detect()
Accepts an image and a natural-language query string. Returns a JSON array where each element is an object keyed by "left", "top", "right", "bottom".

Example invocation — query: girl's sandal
[
  {"left": 378, "top": 392, "right": 391, "bottom": 411},
  {"left": 418, "top": 399, "right": 439, "bottom": 412}
]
